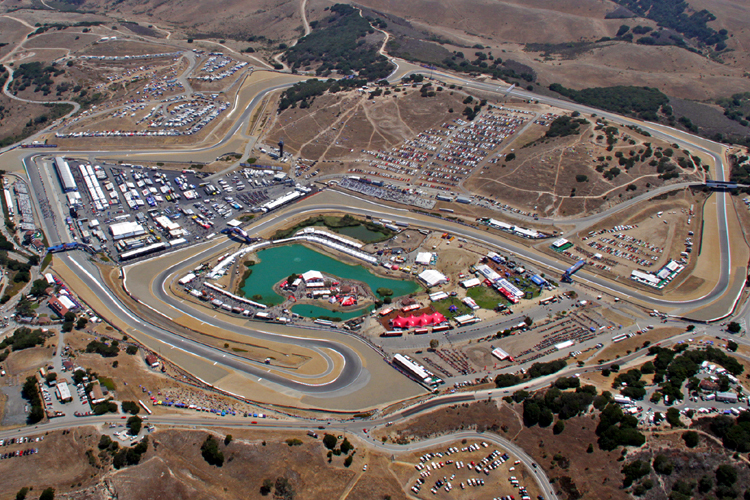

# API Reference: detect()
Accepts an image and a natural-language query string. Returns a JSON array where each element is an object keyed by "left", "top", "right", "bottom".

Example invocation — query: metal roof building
[
  {"left": 716, "top": 391, "right": 739, "bottom": 403},
  {"left": 418, "top": 269, "right": 448, "bottom": 288},
  {"left": 54, "top": 157, "right": 77, "bottom": 193},
  {"left": 56, "top": 382, "right": 72, "bottom": 403},
  {"left": 109, "top": 221, "right": 146, "bottom": 240}
]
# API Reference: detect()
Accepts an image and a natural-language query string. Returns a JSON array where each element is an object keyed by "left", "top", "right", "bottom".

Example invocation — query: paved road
[
  {"left": 395, "top": 62, "right": 735, "bottom": 316},
  {"left": 235, "top": 193, "right": 733, "bottom": 316},
  {"left": 7, "top": 64, "right": 733, "bottom": 320},
  {"left": 60, "top": 252, "right": 370, "bottom": 397},
  {"left": 9, "top": 56, "right": 741, "bottom": 413}
]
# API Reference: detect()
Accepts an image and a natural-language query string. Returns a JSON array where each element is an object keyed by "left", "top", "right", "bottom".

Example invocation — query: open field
[
  {"left": 358, "top": 0, "right": 750, "bottom": 100},
  {"left": 466, "top": 113, "right": 705, "bottom": 217},
  {"left": 0, "top": 423, "right": 549, "bottom": 500},
  {"left": 0, "top": 426, "right": 101, "bottom": 498},
  {"left": 0, "top": 426, "right": 414, "bottom": 500},
  {"left": 0, "top": 94, "right": 73, "bottom": 147}
]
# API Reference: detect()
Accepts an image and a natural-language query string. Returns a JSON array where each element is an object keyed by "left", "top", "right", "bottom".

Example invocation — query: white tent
[
  {"left": 415, "top": 252, "right": 432, "bottom": 266},
  {"left": 418, "top": 269, "right": 447, "bottom": 287}
]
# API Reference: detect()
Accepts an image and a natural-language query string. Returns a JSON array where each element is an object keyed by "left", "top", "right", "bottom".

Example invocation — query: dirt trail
[
  {"left": 300, "top": 0, "right": 311, "bottom": 36},
  {"left": 296, "top": 95, "right": 366, "bottom": 159},
  {"left": 339, "top": 448, "right": 368, "bottom": 500},
  {"left": 0, "top": 16, "right": 35, "bottom": 64},
  {"left": 362, "top": 101, "right": 394, "bottom": 150},
  {"left": 321, "top": 99, "right": 367, "bottom": 158}
]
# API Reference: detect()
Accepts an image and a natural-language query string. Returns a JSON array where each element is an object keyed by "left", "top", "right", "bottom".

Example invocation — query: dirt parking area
[
  {"left": 395, "top": 438, "right": 542, "bottom": 500},
  {"left": 0, "top": 385, "right": 27, "bottom": 427},
  {"left": 0, "top": 426, "right": 100, "bottom": 496},
  {"left": 547, "top": 187, "right": 707, "bottom": 294}
]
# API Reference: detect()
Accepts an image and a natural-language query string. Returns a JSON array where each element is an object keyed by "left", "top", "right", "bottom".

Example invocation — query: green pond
[
  {"left": 241, "top": 244, "right": 420, "bottom": 312},
  {"left": 290, "top": 303, "right": 374, "bottom": 321},
  {"left": 325, "top": 223, "right": 390, "bottom": 244}
]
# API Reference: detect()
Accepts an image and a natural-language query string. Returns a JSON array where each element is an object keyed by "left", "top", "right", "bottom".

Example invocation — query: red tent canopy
[{"left": 391, "top": 312, "right": 447, "bottom": 329}]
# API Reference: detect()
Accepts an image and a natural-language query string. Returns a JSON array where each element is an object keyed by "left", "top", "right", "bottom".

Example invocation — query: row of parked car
[
  {"left": 0, "top": 435, "right": 43, "bottom": 446},
  {"left": 0, "top": 448, "right": 38, "bottom": 459}
]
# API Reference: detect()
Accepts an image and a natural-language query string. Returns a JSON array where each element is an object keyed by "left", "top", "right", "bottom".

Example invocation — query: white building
[
  {"left": 301, "top": 270, "right": 324, "bottom": 284},
  {"left": 109, "top": 221, "right": 146, "bottom": 240},
  {"left": 415, "top": 252, "right": 433, "bottom": 266},
  {"left": 418, "top": 269, "right": 448, "bottom": 287},
  {"left": 56, "top": 382, "right": 72, "bottom": 403},
  {"left": 460, "top": 277, "right": 481, "bottom": 288}
]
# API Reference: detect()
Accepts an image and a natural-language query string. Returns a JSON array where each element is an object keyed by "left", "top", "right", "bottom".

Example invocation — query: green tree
[
  {"left": 323, "top": 434, "right": 337, "bottom": 450},
  {"left": 127, "top": 416, "right": 142, "bottom": 436},
  {"left": 429, "top": 339, "right": 439, "bottom": 350},
  {"left": 224, "top": 434, "right": 233, "bottom": 445},
  {"left": 340, "top": 437, "right": 353, "bottom": 454},
  {"left": 28, "top": 405, "right": 45, "bottom": 423},
  {"left": 98, "top": 435, "right": 112, "bottom": 450},
  {"left": 200, "top": 435, "right": 224, "bottom": 467},
  {"left": 344, "top": 455, "right": 353, "bottom": 467},
  {"left": 653, "top": 454, "right": 673, "bottom": 475},
  {"left": 622, "top": 459, "right": 650, "bottom": 487},
  {"left": 553, "top": 420, "right": 565, "bottom": 435},
  {"left": 538, "top": 407, "right": 554, "bottom": 427},
  {"left": 274, "top": 477, "right": 293, "bottom": 499},
  {"left": 698, "top": 475, "right": 713, "bottom": 493},
  {"left": 728, "top": 322, "right": 742, "bottom": 333},
  {"left": 15, "top": 487, "right": 29, "bottom": 500},
  {"left": 260, "top": 479, "right": 273, "bottom": 496},
  {"left": 728, "top": 340, "right": 739, "bottom": 352},
  {"left": 495, "top": 373, "right": 521, "bottom": 388},
  {"left": 126, "top": 345, "right": 138, "bottom": 355},
  {"left": 682, "top": 430, "right": 699, "bottom": 448},
  {"left": 39, "top": 488, "right": 54, "bottom": 500},
  {"left": 666, "top": 408, "right": 683, "bottom": 428},
  {"left": 76, "top": 317, "right": 88, "bottom": 330},
  {"left": 121, "top": 401, "right": 140, "bottom": 415},
  {"left": 30, "top": 279, "right": 49, "bottom": 296},
  {"left": 716, "top": 464, "right": 738, "bottom": 487}
]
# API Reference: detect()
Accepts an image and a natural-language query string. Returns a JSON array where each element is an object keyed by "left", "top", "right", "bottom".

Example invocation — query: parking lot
[
  {"left": 53, "top": 159, "right": 295, "bottom": 262},
  {"left": 358, "top": 104, "right": 532, "bottom": 191},
  {"left": 409, "top": 441, "right": 539, "bottom": 499}
]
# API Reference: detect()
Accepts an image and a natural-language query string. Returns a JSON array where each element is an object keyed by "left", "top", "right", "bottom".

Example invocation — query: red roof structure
[{"left": 390, "top": 312, "right": 447, "bottom": 329}]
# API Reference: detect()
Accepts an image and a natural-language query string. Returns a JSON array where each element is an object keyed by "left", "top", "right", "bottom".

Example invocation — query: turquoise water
[
  {"left": 241, "top": 244, "right": 420, "bottom": 308},
  {"left": 290, "top": 303, "right": 374, "bottom": 321}
]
